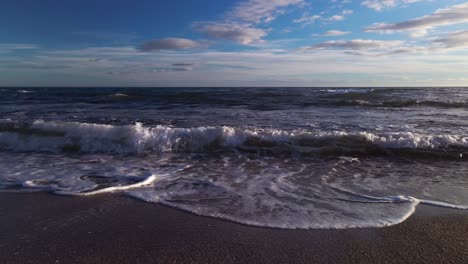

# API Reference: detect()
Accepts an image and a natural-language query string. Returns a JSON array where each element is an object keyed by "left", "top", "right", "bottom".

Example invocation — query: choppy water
[{"left": 1, "top": 87, "right": 468, "bottom": 229}]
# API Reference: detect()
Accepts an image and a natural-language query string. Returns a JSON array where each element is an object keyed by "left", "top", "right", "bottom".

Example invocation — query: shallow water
[{"left": 1, "top": 87, "right": 467, "bottom": 229}]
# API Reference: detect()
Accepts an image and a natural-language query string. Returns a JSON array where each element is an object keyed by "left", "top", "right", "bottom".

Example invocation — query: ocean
[{"left": 1, "top": 87, "right": 467, "bottom": 229}]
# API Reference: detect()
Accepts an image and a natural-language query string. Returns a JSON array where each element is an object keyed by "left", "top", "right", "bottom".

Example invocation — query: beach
[{"left": 2, "top": 192, "right": 467, "bottom": 264}]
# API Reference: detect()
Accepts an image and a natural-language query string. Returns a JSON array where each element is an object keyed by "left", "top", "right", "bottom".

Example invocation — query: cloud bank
[
  {"left": 365, "top": 3, "right": 468, "bottom": 37},
  {"left": 304, "top": 39, "right": 403, "bottom": 51}
]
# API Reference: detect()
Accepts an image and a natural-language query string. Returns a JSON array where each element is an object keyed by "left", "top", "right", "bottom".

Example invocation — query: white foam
[
  {"left": 324, "top": 88, "right": 374, "bottom": 94},
  {"left": 17, "top": 90, "right": 33, "bottom": 93},
  {"left": 1, "top": 121, "right": 467, "bottom": 229},
  {"left": 0, "top": 152, "right": 467, "bottom": 229},
  {"left": 54, "top": 174, "right": 157, "bottom": 196},
  {"left": 0, "top": 120, "right": 467, "bottom": 155},
  {"left": 110, "top": 93, "right": 129, "bottom": 97}
]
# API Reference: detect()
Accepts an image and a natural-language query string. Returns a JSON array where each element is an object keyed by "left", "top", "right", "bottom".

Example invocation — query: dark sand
[{"left": 1, "top": 192, "right": 467, "bottom": 264}]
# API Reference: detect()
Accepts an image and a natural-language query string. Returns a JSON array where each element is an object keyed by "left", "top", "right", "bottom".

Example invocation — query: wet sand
[{"left": 1, "top": 192, "right": 467, "bottom": 264}]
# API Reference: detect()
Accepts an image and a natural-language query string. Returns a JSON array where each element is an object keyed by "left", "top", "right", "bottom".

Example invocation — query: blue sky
[{"left": 1, "top": 0, "right": 468, "bottom": 87}]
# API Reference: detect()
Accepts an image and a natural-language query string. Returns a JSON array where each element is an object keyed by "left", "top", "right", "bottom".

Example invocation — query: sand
[{"left": 1, "top": 192, "right": 467, "bottom": 264}]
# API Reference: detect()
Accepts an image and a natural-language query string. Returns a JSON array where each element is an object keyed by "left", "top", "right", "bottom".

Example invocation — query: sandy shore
[{"left": 1, "top": 192, "right": 467, "bottom": 264}]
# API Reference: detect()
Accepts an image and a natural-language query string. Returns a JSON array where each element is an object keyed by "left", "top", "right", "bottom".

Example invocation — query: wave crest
[{"left": 0, "top": 120, "right": 467, "bottom": 158}]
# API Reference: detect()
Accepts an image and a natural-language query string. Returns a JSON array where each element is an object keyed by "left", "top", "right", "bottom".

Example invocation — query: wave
[
  {"left": 323, "top": 88, "right": 375, "bottom": 94},
  {"left": 109, "top": 93, "right": 129, "bottom": 97},
  {"left": 17, "top": 90, "right": 34, "bottom": 94},
  {"left": 335, "top": 99, "right": 468, "bottom": 108},
  {"left": 0, "top": 120, "right": 467, "bottom": 158}
]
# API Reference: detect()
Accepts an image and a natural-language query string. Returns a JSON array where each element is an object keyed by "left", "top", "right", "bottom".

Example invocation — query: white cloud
[
  {"left": 329, "top": 15, "right": 344, "bottom": 21},
  {"left": 304, "top": 39, "right": 404, "bottom": 51},
  {"left": 138, "top": 38, "right": 200, "bottom": 51},
  {"left": 227, "top": 0, "right": 305, "bottom": 23},
  {"left": 152, "top": 66, "right": 193, "bottom": 72},
  {"left": 433, "top": 30, "right": 468, "bottom": 49},
  {"left": 294, "top": 14, "right": 322, "bottom": 24},
  {"left": 362, "top": 0, "right": 422, "bottom": 11},
  {"left": 365, "top": 3, "right": 468, "bottom": 36},
  {"left": 302, "top": 29, "right": 468, "bottom": 56},
  {"left": 194, "top": 23, "right": 267, "bottom": 44},
  {"left": 314, "top": 30, "right": 351, "bottom": 37},
  {"left": 191, "top": 0, "right": 305, "bottom": 45},
  {"left": 294, "top": 8, "right": 353, "bottom": 25},
  {"left": 0, "top": 44, "right": 38, "bottom": 51}
]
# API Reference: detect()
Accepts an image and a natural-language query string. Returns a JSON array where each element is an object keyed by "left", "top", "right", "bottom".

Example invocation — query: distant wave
[
  {"left": 323, "top": 88, "right": 375, "bottom": 94},
  {"left": 110, "top": 93, "right": 129, "bottom": 97},
  {"left": 0, "top": 120, "right": 467, "bottom": 158},
  {"left": 105, "top": 93, "right": 150, "bottom": 102},
  {"left": 17, "top": 90, "right": 34, "bottom": 94},
  {"left": 335, "top": 99, "right": 468, "bottom": 108}
]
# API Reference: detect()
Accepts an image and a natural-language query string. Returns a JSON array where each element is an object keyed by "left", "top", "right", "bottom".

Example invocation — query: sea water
[{"left": 1, "top": 87, "right": 467, "bottom": 229}]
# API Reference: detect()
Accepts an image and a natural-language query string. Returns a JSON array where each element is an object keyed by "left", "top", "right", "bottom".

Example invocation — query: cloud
[
  {"left": 0, "top": 44, "right": 38, "bottom": 51},
  {"left": 227, "top": 0, "right": 305, "bottom": 23},
  {"left": 4, "top": 44, "right": 468, "bottom": 87},
  {"left": 138, "top": 38, "right": 200, "bottom": 51},
  {"left": 293, "top": 14, "right": 321, "bottom": 24},
  {"left": 45, "top": 1, "right": 308, "bottom": 52},
  {"left": 365, "top": 3, "right": 468, "bottom": 37},
  {"left": 303, "top": 29, "right": 468, "bottom": 56},
  {"left": 303, "top": 39, "right": 404, "bottom": 51},
  {"left": 153, "top": 66, "right": 193, "bottom": 72},
  {"left": 172, "top": 63, "right": 195, "bottom": 67},
  {"left": 328, "top": 15, "right": 344, "bottom": 21},
  {"left": 194, "top": 22, "right": 267, "bottom": 44},
  {"left": 294, "top": 9, "right": 353, "bottom": 25},
  {"left": 314, "top": 30, "right": 351, "bottom": 37},
  {"left": 433, "top": 30, "right": 468, "bottom": 49},
  {"left": 362, "top": 0, "right": 422, "bottom": 11},
  {"left": 192, "top": 0, "right": 305, "bottom": 45}
]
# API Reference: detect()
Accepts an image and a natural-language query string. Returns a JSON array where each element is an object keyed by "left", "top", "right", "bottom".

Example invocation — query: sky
[{"left": 1, "top": 0, "right": 468, "bottom": 87}]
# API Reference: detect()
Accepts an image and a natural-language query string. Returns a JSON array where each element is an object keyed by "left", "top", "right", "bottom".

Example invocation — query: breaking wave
[{"left": 0, "top": 120, "right": 467, "bottom": 158}]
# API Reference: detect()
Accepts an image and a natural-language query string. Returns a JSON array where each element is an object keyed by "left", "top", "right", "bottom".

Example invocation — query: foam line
[{"left": 55, "top": 175, "right": 157, "bottom": 196}]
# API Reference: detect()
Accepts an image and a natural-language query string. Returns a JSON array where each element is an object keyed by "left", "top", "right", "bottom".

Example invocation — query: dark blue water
[{"left": 1, "top": 87, "right": 467, "bottom": 229}]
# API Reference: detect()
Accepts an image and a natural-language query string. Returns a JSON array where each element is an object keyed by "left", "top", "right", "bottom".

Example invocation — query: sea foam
[
  {"left": 0, "top": 120, "right": 467, "bottom": 157},
  {"left": 1, "top": 120, "right": 467, "bottom": 229}
]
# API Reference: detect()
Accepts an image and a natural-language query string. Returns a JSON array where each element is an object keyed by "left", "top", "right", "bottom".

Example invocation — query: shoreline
[{"left": 1, "top": 192, "right": 467, "bottom": 264}]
